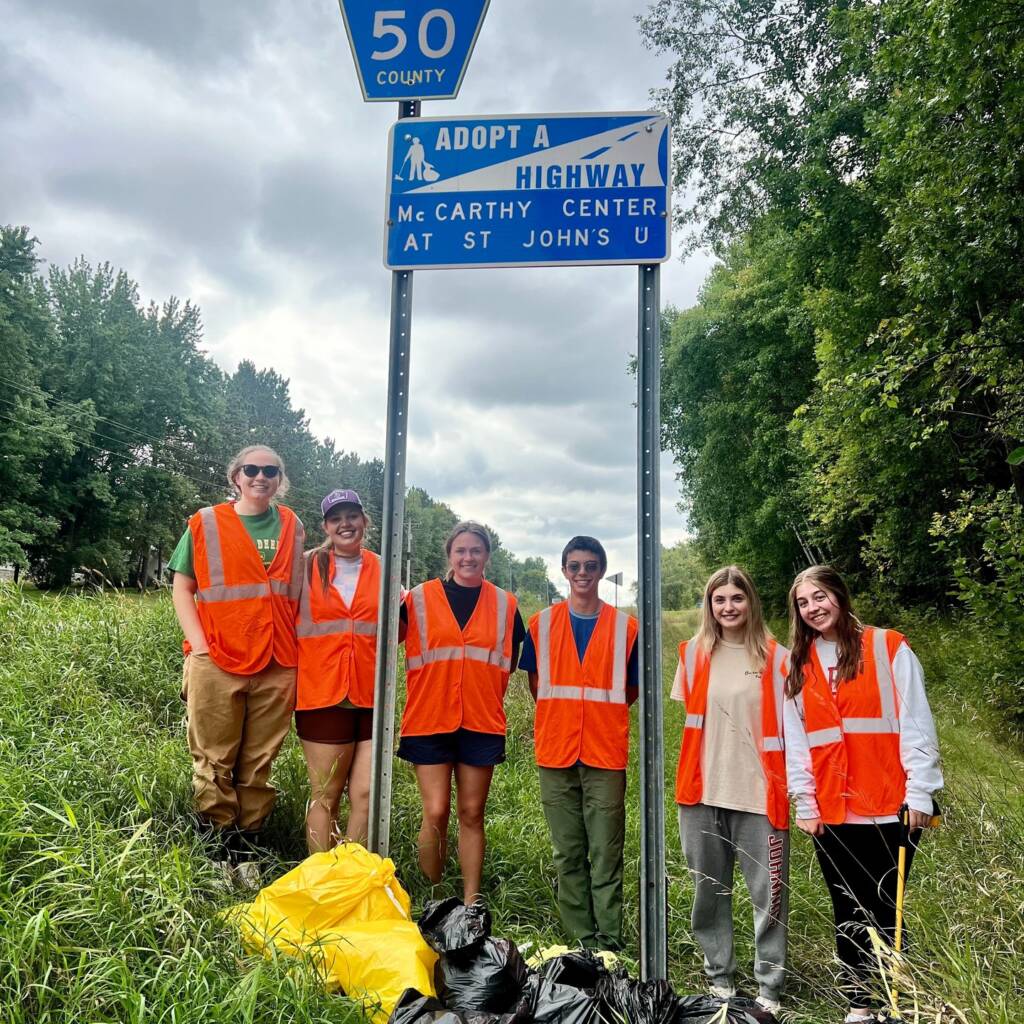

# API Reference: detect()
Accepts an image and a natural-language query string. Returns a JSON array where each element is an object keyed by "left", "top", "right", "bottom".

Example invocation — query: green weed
[{"left": 0, "top": 585, "right": 1020, "bottom": 1022}]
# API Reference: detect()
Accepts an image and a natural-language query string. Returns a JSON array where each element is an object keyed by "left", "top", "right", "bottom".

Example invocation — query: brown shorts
[{"left": 294, "top": 704, "right": 374, "bottom": 744}]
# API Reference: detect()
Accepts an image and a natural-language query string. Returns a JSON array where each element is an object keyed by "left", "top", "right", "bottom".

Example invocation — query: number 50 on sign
[{"left": 337, "top": 0, "right": 490, "bottom": 102}]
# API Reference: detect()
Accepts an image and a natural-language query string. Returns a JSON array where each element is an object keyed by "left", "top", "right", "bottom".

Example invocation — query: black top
[{"left": 400, "top": 578, "right": 526, "bottom": 668}]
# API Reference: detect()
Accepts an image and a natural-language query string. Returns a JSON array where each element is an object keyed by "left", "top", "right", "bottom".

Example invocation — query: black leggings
[{"left": 813, "top": 823, "right": 921, "bottom": 1002}]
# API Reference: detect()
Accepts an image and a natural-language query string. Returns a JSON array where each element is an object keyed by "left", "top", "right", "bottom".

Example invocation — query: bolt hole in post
[
  {"left": 637, "top": 263, "right": 667, "bottom": 979},
  {"left": 368, "top": 98, "right": 420, "bottom": 858}
]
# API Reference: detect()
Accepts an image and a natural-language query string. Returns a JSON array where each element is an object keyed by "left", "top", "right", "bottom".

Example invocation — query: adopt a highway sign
[
  {"left": 337, "top": 0, "right": 489, "bottom": 102},
  {"left": 384, "top": 112, "right": 671, "bottom": 269}
]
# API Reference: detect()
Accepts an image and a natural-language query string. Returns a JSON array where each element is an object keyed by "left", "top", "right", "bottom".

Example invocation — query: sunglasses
[
  {"left": 240, "top": 464, "right": 280, "bottom": 479},
  {"left": 566, "top": 560, "right": 600, "bottom": 575}
]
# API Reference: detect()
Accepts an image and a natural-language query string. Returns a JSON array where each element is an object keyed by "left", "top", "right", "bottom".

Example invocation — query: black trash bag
[
  {"left": 388, "top": 988, "right": 468, "bottom": 1024},
  {"left": 526, "top": 974, "right": 607, "bottom": 1024},
  {"left": 419, "top": 898, "right": 492, "bottom": 961},
  {"left": 537, "top": 950, "right": 610, "bottom": 991},
  {"left": 596, "top": 969, "right": 678, "bottom": 1024},
  {"left": 675, "top": 994, "right": 777, "bottom": 1024},
  {"left": 437, "top": 937, "right": 531, "bottom": 1014}
]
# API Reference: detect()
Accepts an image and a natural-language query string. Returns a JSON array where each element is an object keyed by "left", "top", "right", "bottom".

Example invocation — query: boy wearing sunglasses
[
  {"left": 168, "top": 445, "right": 304, "bottom": 888},
  {"left": 519, "top": 536, "right": 639, "bottom": 951}
]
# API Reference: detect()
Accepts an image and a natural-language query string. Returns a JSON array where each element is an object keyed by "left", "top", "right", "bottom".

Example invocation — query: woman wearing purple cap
[{"left": 294, "top": 488, "right": 381, "bottom": 851}]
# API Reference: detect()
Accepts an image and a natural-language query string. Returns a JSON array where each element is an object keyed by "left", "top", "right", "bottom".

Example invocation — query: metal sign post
[
  {"left": 369, "top": 99, "right": 420, "bottom": 858},
  {"left": 637, "top": 262, "right": 667, "bottom": 980}
]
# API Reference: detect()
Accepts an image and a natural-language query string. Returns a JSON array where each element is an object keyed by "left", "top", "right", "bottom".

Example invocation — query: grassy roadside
[{"left": 0, "top": 587, "right": 1020, "bottom": 1022}]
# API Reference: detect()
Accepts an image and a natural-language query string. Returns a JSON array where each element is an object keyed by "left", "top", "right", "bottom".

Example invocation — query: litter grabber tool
[{"left": 889, "top": 800, "right": 941, "bottom": 1019}]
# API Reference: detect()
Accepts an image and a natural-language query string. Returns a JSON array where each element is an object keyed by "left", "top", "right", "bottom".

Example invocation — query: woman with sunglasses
[
  {"left": 398, "top": 520, "right": 525, "bottom": 904},
  {"left": 783, "top": 565, "right": 942, "bottom": 1023},
  {"left": 170, "top": 445, "right": 304, "bottom": 887}
]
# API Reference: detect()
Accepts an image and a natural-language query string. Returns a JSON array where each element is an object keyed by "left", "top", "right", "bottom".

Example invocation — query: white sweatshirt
[{"left": 783, "top": 636, "right": 943, "bottom": 823}]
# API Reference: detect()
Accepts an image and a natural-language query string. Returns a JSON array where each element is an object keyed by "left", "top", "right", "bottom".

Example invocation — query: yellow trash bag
[
  {"left": 229, "top": 843, "right": 437, "bottom": 1022},
  {"left": 526, "top": 944, "right": 619, "bottom": 971}
]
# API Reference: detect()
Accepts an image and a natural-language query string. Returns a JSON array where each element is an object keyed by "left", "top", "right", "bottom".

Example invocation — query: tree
[
  {"left": 640, "top": 0, "right": 1024, "bottom": 612},
  {"left": 660, "top": 540, "right": 709, "bottom": 610},
  {"left": 0, "top": 228, "right": 77, "bottom": 572},
  {"left": 660, "top": 228, "right": 814, "bottom": 607}
]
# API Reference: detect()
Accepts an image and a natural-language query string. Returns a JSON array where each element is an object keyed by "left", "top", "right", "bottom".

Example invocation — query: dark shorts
[
  {"left": 397, "top": 728, "right": 506, "bottom": 767},
  {"left": 294, "top": 704, "right": 374, "bottom": 744}
]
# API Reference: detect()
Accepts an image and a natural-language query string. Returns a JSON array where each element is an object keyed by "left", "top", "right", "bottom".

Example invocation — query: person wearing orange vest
[
  {"left": 672, "top": 565, "right": 789, "bottom": 1015},
  {"left": 783, "top": 565, "right": 942, "bottom": 1024},
  {"left": 397, "top": 521, "right": 525, "bottom": 904},
  {"left": 520, "top": 536, "right": 639, "bottom": 951},
  {"left": 295, "top": 489, "right": 380, "bottom": 853},
  {"left": 169, "top": 445, "right": 304, "bottom": 886}
]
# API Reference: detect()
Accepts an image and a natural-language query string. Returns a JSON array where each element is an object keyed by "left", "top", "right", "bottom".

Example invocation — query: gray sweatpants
[{"left": 678, "top": 803, "right": 789, "bottom": 1001}]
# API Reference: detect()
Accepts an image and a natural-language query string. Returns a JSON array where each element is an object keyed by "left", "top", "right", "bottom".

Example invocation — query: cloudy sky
[{"left": 2, "top": 0, "right": 715, "bottom": 598}]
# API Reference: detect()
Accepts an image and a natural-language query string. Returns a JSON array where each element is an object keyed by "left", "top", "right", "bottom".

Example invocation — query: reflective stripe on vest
[
  {"left": 195, "top": 505, "right": 304, "bottom": 603},
  {"left": 296, "top": 578, "right": 379, "bottom": 639},
  {"left": 682, "top": 640, "right": 786, "bottom": 751},
  {"left": 762, "top": 640, "right": 787, "bottom": 753},
  {"left": 405, "top": 583, "right": 511, "bottom": 671},
  {"left": 535, "top": 604, "right": 629, "bottom": 705},
  {"left": 803, "top": 628, "right": 900, "bottom": 748}
]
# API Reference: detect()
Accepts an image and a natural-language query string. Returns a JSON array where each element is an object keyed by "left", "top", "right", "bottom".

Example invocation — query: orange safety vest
[
  {"left": 295, "top": 549, "right": 381, "bottom": 710},
  {"left": 401, "top": 578, "right": 517, "bottom": 737},
  {"left": 188, "top": 502, "right": 304, "bottom": 675},
  {"left": 797, "top": 626, "right": 906, "bottom": 824},
  {"left": 531, "top": 602, "right": 639, "bottom": 771},
  {"left": 674, "top": 637, "right": 789, "bottom": 829}
]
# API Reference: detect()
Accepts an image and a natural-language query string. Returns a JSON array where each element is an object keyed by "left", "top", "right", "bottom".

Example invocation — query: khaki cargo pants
[{"left": 183, "top": 653, "right": 296, "bottom": 831}]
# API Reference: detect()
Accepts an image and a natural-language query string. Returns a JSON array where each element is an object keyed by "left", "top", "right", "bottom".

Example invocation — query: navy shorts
[{"left": 397, "top": 728, "right": 506, "bottom": 767}]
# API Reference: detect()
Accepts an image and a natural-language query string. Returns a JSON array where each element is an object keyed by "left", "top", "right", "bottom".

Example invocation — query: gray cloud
[
  {"left": 37, "top": 0, "right": 281, "bottom": 68},
  {"left": 3, "top": 0, "right": 703, "bottom": 585}
]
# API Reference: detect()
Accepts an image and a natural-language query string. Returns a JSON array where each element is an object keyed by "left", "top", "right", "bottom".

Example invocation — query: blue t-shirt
[{"left": 520, "top": 608, "right": 638, "bottom": 687}]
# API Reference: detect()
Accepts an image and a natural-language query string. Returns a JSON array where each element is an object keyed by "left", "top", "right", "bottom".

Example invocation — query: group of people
[{"left": 171, "top": 445, "right": 943, "bottom": 1024}]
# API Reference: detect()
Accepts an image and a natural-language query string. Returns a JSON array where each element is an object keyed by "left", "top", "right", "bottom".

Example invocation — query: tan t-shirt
[{"left": 697, "top": 640, "right": 767, "bottom": 815}]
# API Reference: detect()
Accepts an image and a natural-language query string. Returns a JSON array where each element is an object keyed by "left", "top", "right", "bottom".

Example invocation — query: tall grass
[{"left": 0, "top": 585, "right": 1021, "bottom": 1022}]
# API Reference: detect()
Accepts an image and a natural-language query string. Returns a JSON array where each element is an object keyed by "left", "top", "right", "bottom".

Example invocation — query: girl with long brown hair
[
  {"left": 783, "top": 565, "right": 943, "bottom": 1023},
  {"left": 671, "top": 565, "right": 789, "bottom": 1015},
  {"left": 294, "top": 489, "right": 379, "bottom": 852}
]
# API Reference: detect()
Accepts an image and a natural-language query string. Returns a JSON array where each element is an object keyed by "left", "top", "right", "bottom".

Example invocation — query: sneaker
[
  {"left": 709, "top": 984, "right": 737, "bottom": 1000},
  {"left": 756, "top": 995, "right": 781, "bottom": 1015},
  {"left": 209, "top": 858, "right": 236, "bottom": 891},
  {"left": 843, "top": 1014, "right": 876, "bottom": 1023},
  {"left": 234, "top": 859, "right": 262, "bottom": 890}
]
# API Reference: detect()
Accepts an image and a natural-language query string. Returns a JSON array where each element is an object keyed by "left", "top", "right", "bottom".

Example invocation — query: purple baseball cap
[{"left": 321, "top": 488, "right": 364, "bottom": 518}]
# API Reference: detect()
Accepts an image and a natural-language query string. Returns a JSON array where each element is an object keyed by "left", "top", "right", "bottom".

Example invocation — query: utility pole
[{"left": 405, "top": 516, "right": 412, "bottom": 590}]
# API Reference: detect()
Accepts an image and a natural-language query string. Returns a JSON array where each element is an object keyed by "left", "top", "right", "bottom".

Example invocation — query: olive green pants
[{"left": 538, "top": 764, "right": 627, "bottom": 950}]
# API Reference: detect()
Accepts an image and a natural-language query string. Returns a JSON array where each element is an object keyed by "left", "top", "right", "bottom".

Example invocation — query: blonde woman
[
  {"left": 672, "top": 566, "right": 789, "bottom": 1014},
  {"left": 784, "top": 565, "right": 942, "bottom": 1023},
  {"left": 170, "top": 445, "right": 304, "bottom": 885}
]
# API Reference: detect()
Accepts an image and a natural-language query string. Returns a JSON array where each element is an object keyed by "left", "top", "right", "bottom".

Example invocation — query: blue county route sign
[
  {"left": 384, "top": 112, "right": 672, "bottom": 269},
  {"left": 337, "top": 1, "right": 489, "bottom": 102}
]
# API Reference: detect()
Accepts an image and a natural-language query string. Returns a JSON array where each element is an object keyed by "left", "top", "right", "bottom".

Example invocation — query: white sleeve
[
  {"left": 783, "top": 693, "right": 820, "bottom": 819},
  {"left": 669, "top": 655, "right": 685, "bottom": 703},
  {"left": 893, "top": 641, "right": 944, "bottom": 814}
]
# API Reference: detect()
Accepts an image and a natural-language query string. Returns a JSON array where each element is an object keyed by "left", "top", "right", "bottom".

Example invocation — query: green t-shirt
[{"left": 168, "top": 506, "right": 282, "bottom": 578}]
